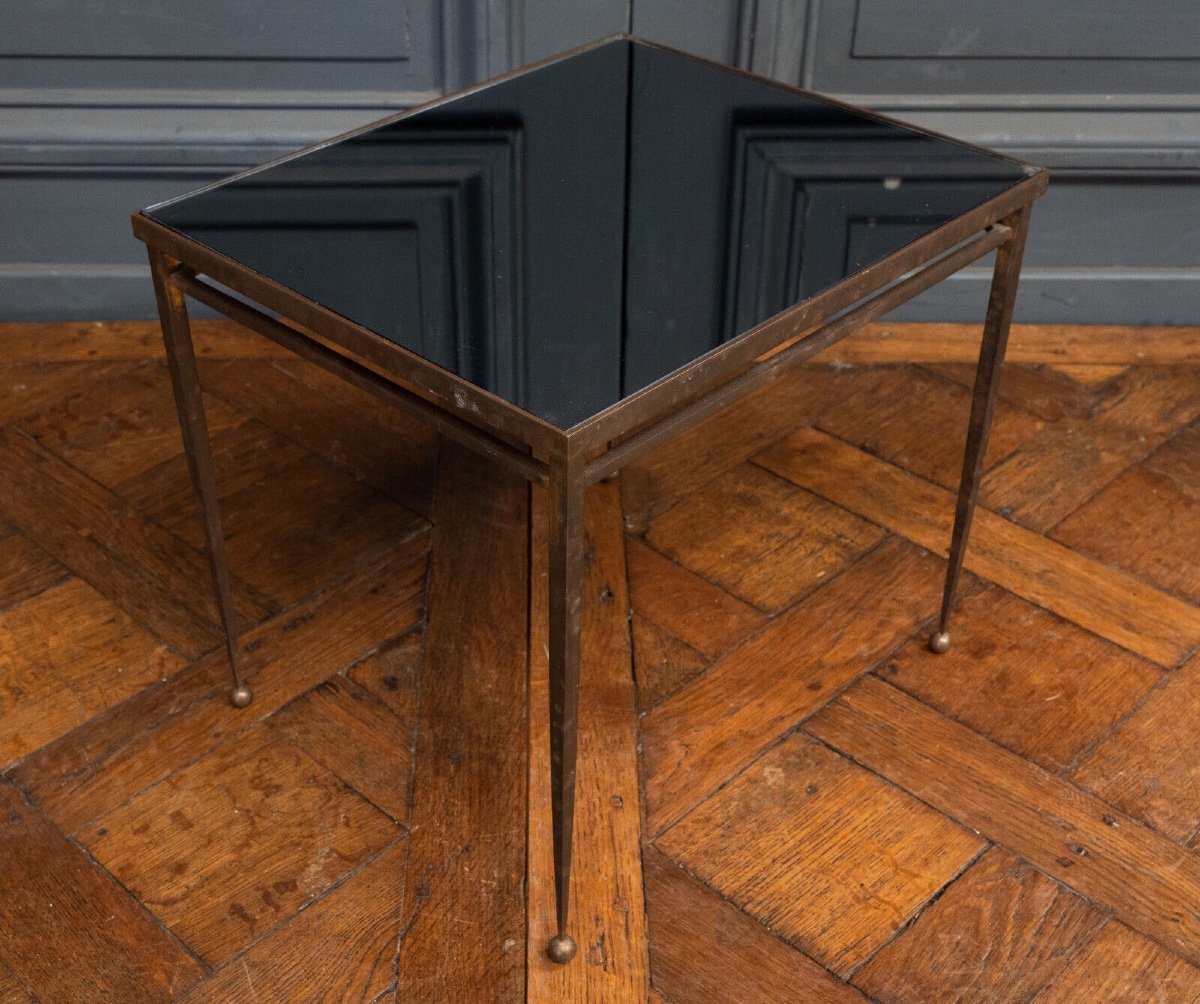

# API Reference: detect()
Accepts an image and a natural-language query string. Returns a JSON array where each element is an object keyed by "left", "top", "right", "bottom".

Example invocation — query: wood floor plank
[
  {"left": 0, "top": 532, "right": 67, "bottom": 609},
  {"left": 814, "top": 364, "right": 1043, "bottom": 490},
  {"left": 620, "top": 365, "right": 855, "bottom": 533},
  {"left": 817, "top": 322, "right": 1200, "bottom": 365},
  {"left": 1033, "top": 920, "right": 1200, "bottom": 1003},
  {"left": 0, "top": 319, "right": 289, "bottom": 362},
  {"left": 396, "top": 445, "right": 527, "bottom": 1001},
  {"left": 632, "top": 613, "right": 709, "bottom": 712},
  {"left": 1071, "top": 652, "right": 1200, "bottom": 843},
  {"left": 177, "top": 841, "right": 406, "bottom": 1004},
  {"left": 0, "top": 426, "right": 274, "bottom": 656},
  {"left": 0, "top": 578, "right": 185, "bottom": 768},
  {"left": 852, "top": 848, "right": 1105, "bottom": 1003},
  {"left": 0, "top": 360, "right": 134, "bottom": 425},
  {"left": 626, "top": 537, "right": 766, "bottom": 660},
  {"left": 659, "top": 731, "right": 984, "bottom": 976},
  {"left": 270, "top": 674, "right": 416, "bottom": 823},
  {"left": 642, "top": 538, "right": 942, "bottom": 834},
  {"left": 79, "top": 723, "right": 401, "bottom": 966},
  {"left": 1146, "top": 419, "right": 1200, "bottom": 488},
  {"left": 808, "top": 675, "right": 1200, "bottom": 968},
  {"left": 17, "top": 359, "right": 243, "bottom": 489},
  {"left": 527, "top": 480, "right": 648, "bottom": 1001},
  {"left": 757, "top": 427, "right": 1200, "bottom": 666},
  {"left": 0, "top": 961, "right": 32, "bottom": 1004},
  {"left": 644, "top": 848, "right": 867, "bottom": 1004},
  {"left": 880, "top": 583, "right": 1162, "bottom": 773},
  {"left": 646, "top": 462, "right": 883, "bottom": 612},
  {"left": 9, "top": 541, "right": 428, "bottom": 834},
  {"left": 1054, "top": 464, "right": 1200, "bottom": 605},
  {"left": 201, "top": 357, "right": 438, "bottom": 517},
  {"left": 0, "top": 780, "right": 206, "bottom": 1001}
]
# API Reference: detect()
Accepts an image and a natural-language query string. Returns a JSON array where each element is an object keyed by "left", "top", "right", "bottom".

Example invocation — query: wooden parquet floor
[{"left": 1, "top": 319, "right": 1199, "bottom": 1002}]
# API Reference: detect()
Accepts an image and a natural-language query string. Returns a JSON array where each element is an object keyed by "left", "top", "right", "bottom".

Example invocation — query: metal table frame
[{"left": 133, "top": 33, "right": 1048, "bottom": 966}]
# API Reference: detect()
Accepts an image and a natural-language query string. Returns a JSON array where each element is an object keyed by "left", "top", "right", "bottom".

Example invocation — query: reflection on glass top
[{"left": 147, "top": 38, "right": 1029, "bottom": 430}]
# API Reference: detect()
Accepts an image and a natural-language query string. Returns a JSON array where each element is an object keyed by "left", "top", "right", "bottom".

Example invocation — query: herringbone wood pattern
[{"left": 1, "top": 319, "right": 1198, "bottom": 1002}]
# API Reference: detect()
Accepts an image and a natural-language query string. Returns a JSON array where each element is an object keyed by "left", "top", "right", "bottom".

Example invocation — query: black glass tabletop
[{"left": 146, "top": 37, "right": 1029, "bottom": 430}]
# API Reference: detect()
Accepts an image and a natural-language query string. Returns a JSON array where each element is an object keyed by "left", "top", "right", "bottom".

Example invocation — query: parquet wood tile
[
  {"left": 9, "top": 542, "right": 428, "bottom": 833},
  {"left": 80, "top": 721, "right": 401, "bottom": 966},
  {"left": 852, "top": 847, "right": 1106, "bottom": 1003},
  {"left": 645, "top": 848, "right": 868, "bottom": 1004},
  {"left": 200, "top": 356, "right": 439, "bottom": 517},
  {"left": 17, "top": 359, "right": 242, "bottom": 489},
  {"left": 880, "top": 583, "right": 1163, "bottom": 773},
  {"left": 0, "top": 577, "right": 185, "bottom": 768},
  {"left": 1071, "top": 651, "right": 1200, "bottom": 843},
  {"left": 759, "top": 426, "right": 1200, "bottom": 666},
  {"left": 1032, "top": 920, "right": 1200, "bottom": 1003},
  {"left": 4, "top": 319, "right": 1200, "bottom": 1000},
  {"left": 177, "top": 840, "right": 406, "bottom": 1004},
  {"left": 0, "top": 779, "right": 206, "bottom": 1002},
  {"left": 0, "top": 530, "right": 67, "bottom": 609},
  {"left": 813, "top": 363, "right": 1044, "bottom": 490},
  {"left": 163, "top": 451, "right": 426, "bottom": 610},
  {"left": 809, "top": 676, "right": 1200, "bottom": 968},
  {"left": 646, "top": 462, "right": 883, "bottom": 612},
  {"left": 1054, "top": 463, "right": 1200, "bottom": 605},
  {"left": 270, "top": 674, "right": 416, "bottom": 824},
  {"left": 641, "top": 538, "right": 942, "bottom": 834},
  {"left": 659, "top": 731, "right": 985, "bottom": 975}
]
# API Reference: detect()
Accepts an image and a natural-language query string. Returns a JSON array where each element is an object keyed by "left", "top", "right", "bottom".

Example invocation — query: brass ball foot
[
  {"left": 928, "top": 631, "right": 952, "bottom": 654},
  {"left": 230, "top": 684, "right": 254, "bottom": 708},
  {"left": 547, "top": 934, "right": 577, "bottom": 964}
]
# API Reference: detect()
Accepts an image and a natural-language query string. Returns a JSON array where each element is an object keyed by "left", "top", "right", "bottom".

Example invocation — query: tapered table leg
[
  {"left": 930, "top": 204, "right": 1032, "bottom": 654},
  {"left": 148, "top": 250, "right": 250, "bottom": 707},
  {"left": 545, "top": 457, "right": 585, "bottom": 964}
]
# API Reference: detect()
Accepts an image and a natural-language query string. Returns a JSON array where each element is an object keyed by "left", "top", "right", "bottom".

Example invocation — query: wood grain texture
[
  {"left": 758, "top": 427, "right": 1200, "bottom": 666},
  {"left": 527, "top": 480, "right": 648, "bottom": 1001},
  {"left": 659, "top": 731, "right": 984, "bottom": 975},
  {"left": 853, "top": 848, "right": 1105, "bottom": 1002},
  {"left": 10, "top": 541, "right": 427, "bottom": 833},
  {"left": 645, "top": 848, "right": 868, "bottom": 1004},
  {"left": 631, "top": 613, "right": 709, "bottom": 711},
  {"left": 620, "top": 365, "right": 854, "bottom": 533},
  {"left": 0, "top": 425, "right": 274, "bottom": 655},
  {"left": 397, "top": 445, "right": 528, "bottom": 1001},
  {"left": 0, "top": 962, "right": 32, "bottom": 1004},
  {"left": 270, "top": 674, "right": 416, "bottom": 823},
  {"left": 0, "top": 577, "right": 184, "bottom": 768},
  {"left": 178, "top": 841, "right": 406, "bottom": 1004},
  {"left": 1071, "top": 652, "right": 1200, "bottom": 843},
  {"left": 0, "top": 319, "right": 290, "bottom": 362},
  {"left": 0, "top": 780, "right": 206, "bottom": 1001},
  {"left": 626, "top": 536, "right": 766, "bottom": 660},
  {"left": 80, "top": 724, "right": 401, "bottom": 965},
  {"left": 646, "top": 462, "right": 883, "bottom": 612},
  {"left": 0, "top": 360, "right": 133, "bottom": 425},
  {"left": 201, "top": 356, "right": 438, "bottom": 517},
  {"left": 642, "top": 539, "right": 941, "bottom": 834},
  {"left": 817, "top": 322, "right": 1200, "bottom": 365},
  {"left": 879, "top": 583, "right": 1162, "bottom": 773},
  {"left": 1033, "top": 921, "right": 1200, "bottom": 1002},
  {"left": 814, "top": 364, "right": 1044, "bottom": 490},
  {"left": 808, "top": 675, "right": 1200, "bottom": 967},
  {"left": 0, "top": 531, "right": 67, "bottom": 609}
]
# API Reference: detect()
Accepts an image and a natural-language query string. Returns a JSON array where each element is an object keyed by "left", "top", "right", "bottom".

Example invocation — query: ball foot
[
  {"left": 928, "top": 630, "right": 952, "bottom": 654},
  {"left": 547, "top": 933, "right": 577, "bottom": 964},
  {"left": 230, "top": 684, "right": 253, "bottom": 708}
]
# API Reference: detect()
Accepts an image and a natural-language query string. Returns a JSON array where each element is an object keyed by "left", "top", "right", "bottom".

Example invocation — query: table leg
[
  {"left": 930, "top": 204, "right": 1032, "bottom": 654},
  {"left": 546, "top": 459, "right": 584, "bottom": 964},
  {"left": 148, "top": 250, "right": 251, "bottom": 707}
]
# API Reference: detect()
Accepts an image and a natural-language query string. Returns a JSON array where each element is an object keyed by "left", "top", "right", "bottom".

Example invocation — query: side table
[{"left": 133, "top": 34, "right": 1047, "bottom": 963}]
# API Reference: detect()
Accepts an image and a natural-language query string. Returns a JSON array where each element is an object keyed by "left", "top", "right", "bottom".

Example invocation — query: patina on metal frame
[{"left": 133, "top": 33, "right": 1048, "bottom": 967}]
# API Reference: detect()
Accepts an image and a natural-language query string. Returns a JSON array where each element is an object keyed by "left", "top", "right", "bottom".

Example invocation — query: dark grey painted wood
[{"left": 3, "top": 0, "right": 1199, "bottom": 325}]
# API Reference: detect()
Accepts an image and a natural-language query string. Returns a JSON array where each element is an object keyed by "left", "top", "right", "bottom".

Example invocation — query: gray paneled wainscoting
[{"left": 4, "top": 0, "right": 1197, "bottom": 323}]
